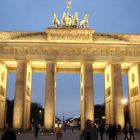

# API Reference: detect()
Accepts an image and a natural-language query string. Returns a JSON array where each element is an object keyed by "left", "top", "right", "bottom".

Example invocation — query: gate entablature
[{"left": 1, "top": 60, "right": 133, "bottom": 74}]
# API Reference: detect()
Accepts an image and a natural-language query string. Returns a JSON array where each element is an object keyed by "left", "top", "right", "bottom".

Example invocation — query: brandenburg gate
[{"left": 0, "top": 1, "right": 140, "bottom": 131}]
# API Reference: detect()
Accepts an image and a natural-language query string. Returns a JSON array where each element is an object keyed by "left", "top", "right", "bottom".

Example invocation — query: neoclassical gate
[{"left": 0, "top": 28, "right": 140, "bottom": 130}]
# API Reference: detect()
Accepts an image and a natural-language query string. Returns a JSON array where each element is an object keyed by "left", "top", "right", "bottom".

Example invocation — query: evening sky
[{"left": 0, "top": 0, "right": 140, "bottom": 119}]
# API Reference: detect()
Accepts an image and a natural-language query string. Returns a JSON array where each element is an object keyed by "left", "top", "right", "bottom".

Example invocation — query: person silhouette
[
  {"left": 80, "top": 119, "right": 98, "bottom": 140},
  {"left": 34, "top": 124, "right": 39, "bottom": 138},
  {"left": 1, "top": 129, "right": 17, "bottom": 140},
  {"left": 55, "top": 123, "right": 62, "bottom": 140}
]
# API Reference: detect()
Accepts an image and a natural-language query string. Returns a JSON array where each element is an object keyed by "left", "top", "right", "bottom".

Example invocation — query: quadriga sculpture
[{"left": 61, "top": 12, "right": 78, "bottom": 28}]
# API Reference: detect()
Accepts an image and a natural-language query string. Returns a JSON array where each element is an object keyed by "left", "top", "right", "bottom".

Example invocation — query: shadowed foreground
[{"left": 0, "top": 129, "right": 140, "bottom": 140}]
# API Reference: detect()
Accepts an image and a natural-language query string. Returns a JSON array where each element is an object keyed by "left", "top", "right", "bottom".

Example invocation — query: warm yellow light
[
  {"left": 102, "top": 116, "right": 106, "bottom": 119},
  {"left": 55, "top": 124, "right": 58, "bottom": 128},
  {"left": 81, "top": 82, "right": 83, "bottom": 88},
  {"left": 92, "top": 62, "right": 107, "bottom": 69},
  {"left": 57, "top": 62, "right": 81, "bottom": 68},
  {"left": 59, "top": 124, "right": 62, "bottom": 127},
  {"left": 122, "top": 98, "right": 128, "bottom": 105}
]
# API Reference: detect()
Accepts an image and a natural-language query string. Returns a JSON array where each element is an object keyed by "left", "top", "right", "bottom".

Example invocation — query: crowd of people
[
  {"left": 0, "top": 121, "right": 135, "bottom": 140},
  {"left": 80, "top": 120, "right": 135, "bottom": 140}
]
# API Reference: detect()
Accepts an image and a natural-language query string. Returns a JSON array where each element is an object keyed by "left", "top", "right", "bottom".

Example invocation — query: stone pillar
[
  {"left": 44, "top": 62, "right": 56, "bottom": 130},
  {"left": 23, "top": 63, "right": 32, "bottom": 130},
  {"left": 128, "top": 64, "right": 140, "bottom": 130},
  {"left": 104, "top": 64, "right": 124, "bottom": 126},
  {"left": 13, "top": 61, "right": 32, "bottom": 130},
  {"left": 80, "top": 62, "right": 94, "bottom": 130},
  {"left": 0, "top": 63, "right": 8, "bottom": 129}
]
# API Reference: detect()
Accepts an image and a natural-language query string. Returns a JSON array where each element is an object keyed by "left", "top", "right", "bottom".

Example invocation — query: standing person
[
  {"left": 63, "top": 123, "right": 66, "bottom": 133},
  {"left": 91, "top": 122, "right": 99, "bottom": 140},
  {"left": 117, "top": 124, "right": 121, "bottom": 134},
  {"left": 106, "top": 124, "right": 115, "bottom": 140},
  {"left": 80, "top": 119, "right": 98, "bottom": 140},
  {"left": 55, "top": 123, "right": 62, "bottom": 140},
  {"left": 72, "top": 125, "right": 74, "bottom": 133},
  {"left": 1, "top": 129, "right": 17, "bottom": 140},
  {"left": 112, "top": 124, "right": 117, "bottom": 140},
  {"left": 129, "top": 124, "right": 135, "bottom": 140},
  {"left": 34, "top": 124, "right": 39, "bottom": 138},
  {"left": 123, "top": 123, "right": 129, "bottom": 140},
  {"left": 99, "top": 123, "right": 105, "bottom": 140}
]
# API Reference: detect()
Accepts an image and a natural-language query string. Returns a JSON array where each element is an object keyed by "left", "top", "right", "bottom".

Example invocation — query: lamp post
[
  {"left": 122, "top": 98, "right": 129, "bottom": 124},
  {"left": 39, "top": 110, "right": 42, "bottom": 125}
]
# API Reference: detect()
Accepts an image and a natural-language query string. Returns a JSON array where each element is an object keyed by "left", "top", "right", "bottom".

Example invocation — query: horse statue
[
  {"left": 52, "top": 13, "right": 60, "bottom": 28},
  {"left": 80, "top": 14, "right": 89, "bottom": 28},
  {"left": 61, "top": 12, "right": 78, "bottom": 28},
  {"left": 72, "top": 12, "right": 78, "bottom": 27},
  {"left": 61, "top": 12, "right": 72, "bottom": 27},
  {"left": 61, "top": 12, "right": 67, "bottom": 27}
]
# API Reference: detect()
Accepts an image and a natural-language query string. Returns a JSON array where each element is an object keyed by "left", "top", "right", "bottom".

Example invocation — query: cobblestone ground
[{"left": 0, "top": 129, "right": 140, "bottom": 140}]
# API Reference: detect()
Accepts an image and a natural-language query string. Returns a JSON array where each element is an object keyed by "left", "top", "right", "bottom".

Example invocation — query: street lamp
[
  {"left": 39, "top": 110, "right": 42, "bottom": 124},
  {"left": 122, "top": 98, "right": 128, "bottom": 105},
  {"left": 102, "top": 116, "right": 106, "bottom": 123}
]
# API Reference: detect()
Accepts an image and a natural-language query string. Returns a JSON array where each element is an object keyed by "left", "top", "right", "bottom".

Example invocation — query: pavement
[{"left": 0, "top": 129, "right": 140, "bottom": 140}]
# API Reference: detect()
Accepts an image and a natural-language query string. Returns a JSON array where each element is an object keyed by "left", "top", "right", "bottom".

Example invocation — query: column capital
[
  {"left": 45, "top": 60, "right": 56, "bottom": 63},
  {"left": 128, "top": 63, "right": 140, "bottom": 71},
  {"left": 81, "top": 62, "right": 93, "bottom": 69},
  {"left": 82, "top": 61, "right": 93, "bottom": 64},
  {"left": 46, "top": 61, "right": 56, "bottom": 67},
  {"left": 16, "top": 60, "right": 27, "bottom": 64},
  {"left": 0, "top": 61, "right": 8, "bottom": 68},
  {"left": 47, "top": 61, "right": 56, "bottom": 64}
]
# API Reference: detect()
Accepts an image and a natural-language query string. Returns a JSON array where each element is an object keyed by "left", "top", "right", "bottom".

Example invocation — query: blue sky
[
  {"left": 1, "top": 0, "right": 140, "bottom": 119},
  {"left": 0, "top": 0, "right": 140, "bottom": 33}
]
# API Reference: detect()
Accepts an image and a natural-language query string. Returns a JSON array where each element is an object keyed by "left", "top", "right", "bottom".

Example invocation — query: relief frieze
[
  {"left": 26, "top": 86, "right": 31, "bottom": 96},
  {"left": 130, "top": 87, "right": 138, "bottom": 97},
  {"left": 46, "top": 28, "right": 93, "bottom": 42},
  {"left": 0, "top": 45, "right": 140, "bottom": 60},
  {"left": 0, "top": 86, "right": 5, "bottom": 96},
  {"left": 105, "top": 87, "right": 111, "bottom": 97}
]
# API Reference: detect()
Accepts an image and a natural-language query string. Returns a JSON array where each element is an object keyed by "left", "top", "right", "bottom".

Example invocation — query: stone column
[
  {"left": 23, "top": 63, "right": 32, "bottom": 130},
  {"left": 0, "top": 63, "right": 8, "bottom": 129},
  {"left": 44, "top": 62, "right": 56, "bottom": 130},
  {"left": 80, "top": 62, "right": 94, "bottom": 130},
  {"left": 104, "top": 64, "right": 124, "bottom": 126},
  {"left": 13, "top": 61, "right": 32, "bottom": 130},
  {"left": 128, "top": 64, "right": 140, "bottom": 130}
]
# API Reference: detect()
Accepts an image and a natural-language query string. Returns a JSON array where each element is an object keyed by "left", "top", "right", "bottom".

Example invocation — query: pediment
[
  {"left": 0, "top": 32, "right": 46, "bottom": 42},
  {"left": 0, "top": 29, "right": 140, "bottom": 44}
]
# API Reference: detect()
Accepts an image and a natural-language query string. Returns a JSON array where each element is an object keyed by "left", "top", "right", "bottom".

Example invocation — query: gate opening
[
  {"left": 6, "top": 72, "right": 16, "bottom": 127},
  {"left": 93, "top": 74, "right": 105, "bottom": 122},
  {"left": 31, "top": 72, "right": 45, "bottom": 126},
  {"left": 56, "top": 73, "right": 80, "bottom": 127}
]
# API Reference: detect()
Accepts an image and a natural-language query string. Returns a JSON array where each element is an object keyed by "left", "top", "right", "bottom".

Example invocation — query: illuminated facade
[{"left": 0, "top": 28, "right": 140, "bottom": 130}]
